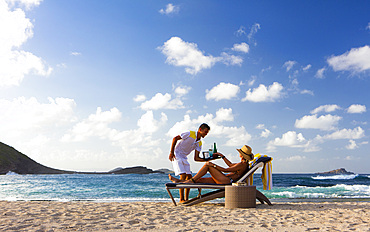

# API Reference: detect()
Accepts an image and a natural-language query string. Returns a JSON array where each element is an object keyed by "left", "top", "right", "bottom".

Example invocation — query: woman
[{"left": 168, "top": 145, "right": 254, "bottom": 184}]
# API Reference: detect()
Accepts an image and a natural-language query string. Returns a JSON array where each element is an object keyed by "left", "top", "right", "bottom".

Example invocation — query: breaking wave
[{"left": 312, "top": 174, "right": 358, "bottom": 180}]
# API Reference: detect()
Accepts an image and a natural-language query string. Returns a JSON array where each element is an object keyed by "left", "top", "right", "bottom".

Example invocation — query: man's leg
[
  {"left": 184, "top": 174, "right": 192, "bottom": 201},
  {"left": 179, "top": 173, "right": 187, "bottom": 202}
]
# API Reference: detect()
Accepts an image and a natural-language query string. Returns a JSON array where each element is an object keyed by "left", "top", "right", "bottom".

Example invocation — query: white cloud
[
  {"left": 327, "top": 45, "right": 370, "bottom": 73},
  {"left": 61, "top": 107, "right": 122, "bottom": 142},
  {"left": 321, "top": 127, "right": 365, "bottom": 140},
  {"left": 174, "top": 85, "right": 191, "bottom": 97},
  {"left": 300, "top": 89, "right": 314, "bottom": 95},
  {"left": 256, "top": 124, "right": 272, "bottom": 138},
  {"left": 0, "top": 97, "right": 76, "bottom": 139},
  {"left": 137, "top": 111, "right": 167, "bottom": 133},
  {"left": 133, "top": 94, "right": 146, "bottom": 102},
  {"left": 0, "top": 0, "right": 51, "bottom": 87},
  {"left": 222, "top": 126, "right": 252, "bottom": 147},
  {"left": 159, "top": 3, "right": 179, "bottom": 15},
  {"left": 0, "top": 96, "right": 172, "bottom": 172},
  {"left": 60, "top": 108, "right": 168, "bottom": 169},
  {"left": 6, "top": 0, "right": 42, "bottom": 10},
  {"left": 214, "top": 108, "right": 234, "bottom": 122},
  {"left": 56, "top": 63, "right": 67, "bottom": 69},
  {"left": 158, "top": 37, "right": 245, "bottom": 74},
  {"left": 310, "top": 104, "right": 341, "bottom": 114},
  {"left": 271, "top": 131, "right": 306, "bottom": 146},
  {"left": 206, "top": 82, "right": 240, "bottom": 101},
  {"left": 291, "top": 78, "right": 298, "bottom": 86},
  {"left": 256, "top": 124, "right": 265, "bottom": 129},
  {"left": 221, "top": 52, "right": 243, "bottom": 66},
  {"left": 242, "top": 82, "right": 284, "bottom": 102},
  {"left": 267, "top": 131, "right": 306, "bottom": 152},
  {"left": 302, "top": 64, "right": 312, "bottom": 71},
  {"left": 286, "top": 155, "right": 306, "bottom": 161},
  {"left": 283, "top": 60, "right": 296, "bottom": 71},
  {"left": 295, "top": 114, "right": 342, "bottom": 131},
  {"left": 140, "top": 93, "right": 184, "bottom": 111},
  {"left": 167, "top": 108, "right": 251, "bottom": 147},
  {"left": 236, "top": 26, "right": 246, "bottom": 37},
  {"left": 248, "top": 75, "right": 257, "bottom": 86},
  {"left": 315, "top": 67, "right": 326, "bottom": 79},
  {"left": 260, "top": 129, "right": 272, "bottom": 138},
  {"left": 261, "top": 66, "right": 272, "bottom": 73},
  {"left": 70, "top": 51, "right": 81, "bottom": 56},
  {"left": 158, "top": 37, "right": 220, "bottom": 75},
  {"left": 231, "top": 42, "right": 250, "bottom": 53},
  {"left": 347, "top": 104, "right": 366, "bottom": 114},
  {"left": 346, "top": 139, "right": 358, "bottom": 150},
  {"left": 248, "top": 23, "right": 261, "bottom": 45}
]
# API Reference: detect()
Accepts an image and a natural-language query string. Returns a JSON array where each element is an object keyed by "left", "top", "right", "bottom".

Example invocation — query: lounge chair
[{"left": 165, "top": 156, "right": 273, "bottom": 206}]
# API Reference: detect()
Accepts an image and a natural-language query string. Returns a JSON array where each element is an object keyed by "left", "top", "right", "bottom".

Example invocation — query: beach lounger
[{"left": 165, "top": 156, "right": 273, "bottom": 206}]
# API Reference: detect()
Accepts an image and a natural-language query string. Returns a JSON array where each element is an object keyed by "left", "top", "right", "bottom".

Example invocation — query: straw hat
[{"left": 237, "top": 145, "right": 254, "bottom": 160}]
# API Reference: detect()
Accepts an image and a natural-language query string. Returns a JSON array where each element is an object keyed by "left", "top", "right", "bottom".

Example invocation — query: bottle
[{"left": 213, "top": 142, "right": 217, "bottom": 153}]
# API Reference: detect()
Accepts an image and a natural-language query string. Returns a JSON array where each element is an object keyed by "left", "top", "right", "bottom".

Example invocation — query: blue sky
[{"left": 1, "top": 0, "right": 369, "bottom": 173}]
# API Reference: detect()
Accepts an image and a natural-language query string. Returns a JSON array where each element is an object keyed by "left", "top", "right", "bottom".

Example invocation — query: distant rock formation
[
  {"left": 0, "top": 141, "right": 163, "bottom": 175},
  {"left": 108, "top": 166, "right": 163, "bottom": 174},
  {"left": 0, "top": 141, "right": 74, "bottom": 175},
  {"left": 315, "top": 168, "right": 355, "bottom": 175},
  {"left": 155, "top": 168, "right": 174, "bottom": 174}
]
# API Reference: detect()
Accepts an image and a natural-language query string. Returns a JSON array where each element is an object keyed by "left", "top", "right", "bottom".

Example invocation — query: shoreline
[
  {"left": 1, "top": 201, "right": 369, "bottom": 231},
  {"left": 1, "top": 197, "right": 370, "bottom": 203}
]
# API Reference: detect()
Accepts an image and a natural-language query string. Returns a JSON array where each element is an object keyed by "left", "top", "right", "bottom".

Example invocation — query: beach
[{"left": 0, "top": 201, "right": 369, "bottom": 231}]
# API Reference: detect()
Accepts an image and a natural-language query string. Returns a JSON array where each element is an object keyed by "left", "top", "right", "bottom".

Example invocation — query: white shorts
[{"left": 172, "top": 158, "right": 191, "bottom": 176}]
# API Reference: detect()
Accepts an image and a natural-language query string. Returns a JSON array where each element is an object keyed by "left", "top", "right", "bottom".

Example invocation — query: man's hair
[{"left": 199, "top": 123, "right": 210, "bottom": 131}]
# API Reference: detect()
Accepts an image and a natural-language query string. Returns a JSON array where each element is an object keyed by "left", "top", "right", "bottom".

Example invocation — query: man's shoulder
[{"left": 180, "top": 131, "right": 191, "bottom": 138}]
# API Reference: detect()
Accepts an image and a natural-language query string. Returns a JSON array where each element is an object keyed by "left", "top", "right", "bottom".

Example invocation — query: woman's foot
[
  {"left": 182, "top": 178, "right": 196, "bottom": 184},
  {"left": 168, "top": 174, "right": 181, "bottom": 183}
]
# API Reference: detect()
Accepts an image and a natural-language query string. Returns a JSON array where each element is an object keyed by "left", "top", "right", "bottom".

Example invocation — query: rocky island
[
  {"left": 0, "top": 141, "right": 164, "bottom": 175},
  {"left": 315, "top": 168, "right": 355, "bottom": 175}
]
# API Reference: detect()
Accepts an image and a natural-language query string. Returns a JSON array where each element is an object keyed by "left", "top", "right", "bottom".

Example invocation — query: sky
[{"left": 1, "top": 0, "right": 370, "bottom": 173}]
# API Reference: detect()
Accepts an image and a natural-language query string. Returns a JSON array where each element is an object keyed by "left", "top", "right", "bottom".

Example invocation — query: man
[{"left": 169, "top": 123, "right": 210, "bottom": 203}]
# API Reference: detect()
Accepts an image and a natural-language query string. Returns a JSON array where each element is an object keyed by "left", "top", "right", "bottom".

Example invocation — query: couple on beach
[{"left": 168, "top": 123, "right": 254, "bottom": 203}]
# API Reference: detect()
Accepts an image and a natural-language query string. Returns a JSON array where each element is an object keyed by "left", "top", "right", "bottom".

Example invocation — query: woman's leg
[
  {"left": 195, "top": 177, "right": 216, "bottom": 183},
  {"left": 208, "top": 166, "right": 231, "bottom": 184},
  {"left": 182, "top": 163, "right": 210, "bottom": 183},
  {"left": 183, "top": 163, "right": 230, "bottom": 184},
  {"left": 168, "top": 174, "right": 181, "bottom": 183}
]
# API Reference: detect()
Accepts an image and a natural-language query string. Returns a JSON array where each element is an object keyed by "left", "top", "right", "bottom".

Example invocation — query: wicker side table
[{"left": 225, "top": 185, "right": 256, "bottom": 209}]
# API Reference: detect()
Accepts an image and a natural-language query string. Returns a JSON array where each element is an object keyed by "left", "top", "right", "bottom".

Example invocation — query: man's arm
[
  {"left": 169, "top": 135, "right": 181, "bottom": 161},
  {"left": 193, "top": 150, "right": 205, "bottom": 162}
]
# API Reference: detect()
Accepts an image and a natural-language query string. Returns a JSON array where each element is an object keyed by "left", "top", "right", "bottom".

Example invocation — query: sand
[{"left": 0, "top": 201, "right": 369, "bottom": 231}]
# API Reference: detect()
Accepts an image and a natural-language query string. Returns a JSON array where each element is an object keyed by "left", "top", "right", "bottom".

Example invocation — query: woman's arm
[{"left": 214, "top": 152, "right": 233, "bottom": 167}]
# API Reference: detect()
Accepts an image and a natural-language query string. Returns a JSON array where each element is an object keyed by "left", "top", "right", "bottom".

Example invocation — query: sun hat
[{"left": 237, "top": 145, "right": 254, "bottom": 160}]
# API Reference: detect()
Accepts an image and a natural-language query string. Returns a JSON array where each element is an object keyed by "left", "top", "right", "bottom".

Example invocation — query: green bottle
[{"left": 213, "top": 142, "right": 217, "bottom": 153}]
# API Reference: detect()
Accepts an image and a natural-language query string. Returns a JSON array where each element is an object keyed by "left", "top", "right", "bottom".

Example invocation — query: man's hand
[{"left": 169, "top": 152, "right": 175, "bottom": 161}]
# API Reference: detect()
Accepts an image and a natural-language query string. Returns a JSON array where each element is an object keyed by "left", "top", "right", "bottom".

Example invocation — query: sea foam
[{"left": 312, "top": 174, "right": 358, "bottom": 180}]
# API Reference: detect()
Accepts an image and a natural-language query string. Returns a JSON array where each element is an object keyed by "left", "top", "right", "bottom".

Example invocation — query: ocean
[{"left": 1, "top": 172, "right": 369, "bottom": 202}]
